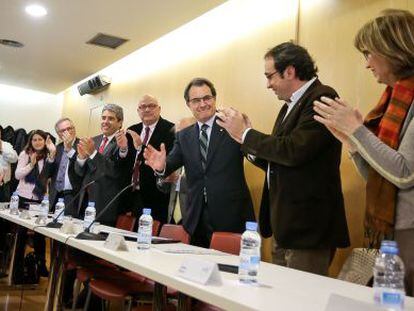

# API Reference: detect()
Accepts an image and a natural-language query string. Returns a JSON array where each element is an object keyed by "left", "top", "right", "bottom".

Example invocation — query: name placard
[
  {"left": 177, "top": 258, "right": 222, "bottom": 285},
  {"left": 104, "top": 233, "right": 128, "bottom": 251}
]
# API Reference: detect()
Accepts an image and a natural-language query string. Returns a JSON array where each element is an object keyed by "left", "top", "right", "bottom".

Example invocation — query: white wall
[{"left": 0, "top": 84, "right": 62, "bottom": 135}]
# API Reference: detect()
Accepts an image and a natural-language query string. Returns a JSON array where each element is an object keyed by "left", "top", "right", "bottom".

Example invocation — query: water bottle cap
[
  {"left": 13, "top": 191, "right": 18, "bottom": 195},
  {"left": 58, "top": 198, "right": 64, "bottom": 202},
  {"left": 380, "top": 245, "right": 399, "bottom": 255},
  {"left": 143, "top": 208, "right": 151, "bottom": 215},
  {"left": 43, "top": 195, "right": 49, "bottom": 200},
  {"left": 246, "top": 221, "right": 258, "bottom": 231},
  {"left": 88, "top": 202, "right": 95, "bottom": 207}
]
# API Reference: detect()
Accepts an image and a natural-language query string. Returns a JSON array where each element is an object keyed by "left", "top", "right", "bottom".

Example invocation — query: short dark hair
[
  {"left": 184, "top": 77, "right": 217, "bottom": 102},
  {"left": 265, "top": 42, "right": 318, "bottom": 81}
]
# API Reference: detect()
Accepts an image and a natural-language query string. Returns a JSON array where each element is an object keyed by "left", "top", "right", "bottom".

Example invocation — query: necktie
[
  {"left": 132, "top": 127, "right": 151, "bottom": 189},
  {"left": 55, "top": 152, "right": 69, "bottom": 192},
  {"left": 98, "top": 136, "right": 108, "bottom": 154},
  {"left": 199, "top": 124, "right": 209, "bottom": 170},
  {"left": 142, "top": 126, "right": 150, "bottom": 146},
  {"left": 173, "top": 192, "right": 182, "bottom": 224}
]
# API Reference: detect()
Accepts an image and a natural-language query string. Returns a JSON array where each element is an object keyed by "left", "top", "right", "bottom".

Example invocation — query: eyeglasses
[
  {"left": 188, "top": 95, "right": 215, "bottom": 105},
  {"left": 265, "top": 71, "right": 278, "bottom": 80},
  {"left": 138, "top": 104, "right": 158, "bottom": 111},
  {"left": 58, "top": 126, "right": 74, "bottom": 133}
]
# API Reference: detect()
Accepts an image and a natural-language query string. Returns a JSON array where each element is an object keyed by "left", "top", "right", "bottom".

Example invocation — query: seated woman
[
  {"left": 14, "top": 129, "right": 56, "bottom": 283},
  {"left": 314, "top": 9, "right": 414, "bottom": 296}
]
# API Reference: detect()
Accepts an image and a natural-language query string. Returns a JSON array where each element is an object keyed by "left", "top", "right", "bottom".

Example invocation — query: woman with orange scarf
[{"left": 314, "top": 9, "right": 414, "bottom": 296}]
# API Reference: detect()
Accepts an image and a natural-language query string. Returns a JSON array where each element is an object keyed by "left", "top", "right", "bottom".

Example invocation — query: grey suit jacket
[{"left": 164, "top": 118, "right": 255, "bottom": 235}]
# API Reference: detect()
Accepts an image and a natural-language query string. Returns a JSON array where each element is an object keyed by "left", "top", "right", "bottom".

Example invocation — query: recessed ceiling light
[{"left": 25, "top": 4, "right": 47, "bottom": 17}]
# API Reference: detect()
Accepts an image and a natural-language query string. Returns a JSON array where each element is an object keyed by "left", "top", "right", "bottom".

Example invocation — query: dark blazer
[
  {"left": 242, "top": 79, "right": 350, "bottom": 249},
  {"left": 44, "top": 140, "right": 81, "bottom": 215},
  {"left": 164, "top": 118, "right": 255, "bottom": 235},
  {"left": 127, "top": 117, "right": 175, "bottom": 223},
  {"left": 70, "top": 135, "right": 127, "bottom": 225}
]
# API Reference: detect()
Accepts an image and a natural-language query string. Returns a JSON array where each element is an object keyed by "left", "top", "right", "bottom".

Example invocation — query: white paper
[
  {"left": 104, "top": 233, "right": 128, "bottom": 251},
  {"left": 177, "top": 258, "right": 222, "bottom": 285}
]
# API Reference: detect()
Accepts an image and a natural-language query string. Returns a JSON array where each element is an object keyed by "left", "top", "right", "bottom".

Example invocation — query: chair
[
  {"left": 337, "top": 248, "right": 378, "bottom": 285},
  {"left": 152, "top": 220, "right": 161, "bottom": 237},
  {"left": 209, "top": 232, "right": 241, "bottom": 255},
  {"left": 116, "top": 214, "right": 137, "bottom": 231},
  {"left": 158, "top": 224, "right": 190, "bottom": 244},
  {"left": 84, "top": 225, "right": 190, "bottom": 310},
  {"left": 70, "top": 214, "right": 137, "bottom": 310}
]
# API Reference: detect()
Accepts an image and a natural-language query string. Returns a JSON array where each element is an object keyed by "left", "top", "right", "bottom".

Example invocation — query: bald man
[{"left": 123, "top": 95, "right": 175, "bottom": 223}]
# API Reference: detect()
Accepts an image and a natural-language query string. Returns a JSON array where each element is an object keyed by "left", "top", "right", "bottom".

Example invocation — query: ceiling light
[{"left": 25, "top": 4, "right": 47, "bottom": 17}]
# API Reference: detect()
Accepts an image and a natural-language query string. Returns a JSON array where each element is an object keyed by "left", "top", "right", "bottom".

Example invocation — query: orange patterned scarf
[{"left": 363, "top": 76, "right": 414, "bottom": 247}]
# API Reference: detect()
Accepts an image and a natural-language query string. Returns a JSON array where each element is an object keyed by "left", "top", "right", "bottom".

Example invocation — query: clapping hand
[
  {"left": 127, "top": 130, "right": 143, "bottom": 150},
  {"left": 216, "top": 107, "right": 251, "bottom": 143},
  {"left": 77, "top": 138, "right": 95, "bottom": 159},
  {"left": 143, "top": 143, "right": 166, "bottom": 172},
  {"left": 115, "top": 129, "right": 128, "bottom": 149},
  {"left": 61, "top": 130, "right": 75, "bottom": 152},
  {"left": 46, "top": 135, "right": 56, "bottom": 158}
]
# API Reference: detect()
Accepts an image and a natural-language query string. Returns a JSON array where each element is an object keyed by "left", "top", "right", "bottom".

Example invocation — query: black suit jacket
[
  {"left": 242, "top": 79, "right": 350, "bottom": 249},
  {"left": 70, "top": 135, "right": 128, "bottom": 225},
  {"left": 44, "top": 140, "right": 81, "bottom": 215},
  {"left": 164, "top": 119, "right": 255, "bottom": 235},
  {"left": 127, "top": 117, "right": 175, "bottom": 223}
]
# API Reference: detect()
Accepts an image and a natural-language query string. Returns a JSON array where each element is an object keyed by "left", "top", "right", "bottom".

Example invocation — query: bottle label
[{"left": 382, "top": 291, "right": 404, "bottom": 306}]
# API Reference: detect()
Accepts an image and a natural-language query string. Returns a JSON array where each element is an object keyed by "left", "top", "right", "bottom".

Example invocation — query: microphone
[
  {"left": 46, "top": 178, "right": 98, "bottom": 228},
  {"left": 75, "top": 183, "right": 134, "bottom": 240}
]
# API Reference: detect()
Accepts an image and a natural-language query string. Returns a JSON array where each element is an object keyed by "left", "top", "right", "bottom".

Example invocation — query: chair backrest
[
  {"left": 337, "top": 248, "right": 378, "bottom": 285},
  {"left": 159, "top": 224, "right": 190, "bottom": 244},
  {"left": 152, "top": 220, "right": 161, "bottom": 236},
  {"left": 210, "top": 232, "right": 241, "bottom": 255},
  {"left": 115, "top": 214, "right": 136, "bottom": 232}
]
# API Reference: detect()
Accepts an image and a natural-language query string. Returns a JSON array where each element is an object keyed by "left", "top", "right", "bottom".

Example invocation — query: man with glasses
[
  {"left": 144, "top": 78, "right": 254, "bottom": 247},
  {"left": 45, "top": 117, "right": 81, "bottom": 216},
  {"left": 217, "top": 42, "right": 350, "bottom": 276},
  {"left": 123, "top": 94, "right": 175, "bottom": 223}
]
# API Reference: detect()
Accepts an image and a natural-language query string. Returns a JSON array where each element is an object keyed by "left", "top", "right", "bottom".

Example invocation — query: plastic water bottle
[
  {"left": 35, "top": 195, "right": 49, "bottom": 224},
  {"left": 239, "top": 221, "right": 261, "bottom": 284},
  {"left": 137, "top": 208, "right": 153, "bottom": 250},
  {"left": 9, "top": 192, "right": 19, "bottom": 215},
  {"left": 54, "top": 198, "right": 65, "bottom": 223},
  {"left": 373, "top": 240, "right": 405, "bottom": 310},
  {"left": 83, "top": 202, "right": 96, "bottom": 229}
]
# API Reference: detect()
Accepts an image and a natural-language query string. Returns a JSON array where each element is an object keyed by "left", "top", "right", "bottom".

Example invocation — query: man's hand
[
  {"left": 143, "top": 143, "right": 166, "bottom": 172},
  {"left": 115, "top": 129, "right": 128, "bottom": 149},
  {"left": 62, "top": 130, "right": 75, "bottom": 152},
  {"left": 216, "top": 107, "right": 251, "bottom": 143},
  {"left": 78, "top": 138, "right": 95, "bottom": 158},
  {"left": 127, "top": 130, "right": 143, "bottom": 150},
  {"left": 46, "top": 135, "right": 56, "bottom": 158}
]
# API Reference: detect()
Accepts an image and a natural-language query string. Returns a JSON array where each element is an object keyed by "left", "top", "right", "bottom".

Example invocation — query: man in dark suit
[
  {"left": 45, "top": 117, "right": 81, "bottom": 216},
  {"left": 144, "top": 78, "right": 255, "bottom": 248},
  {"left": 122, "top": 95, "right": 175, "bottom": 224},
  {"left": 70, "top": 104, "right": 128, "bottom": 226},
  {"left": 218, "top": 42, "right": 350, "bottom": 276}
]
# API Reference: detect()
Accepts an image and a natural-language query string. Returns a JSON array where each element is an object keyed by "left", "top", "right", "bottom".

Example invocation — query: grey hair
[
  {"left": 102, "top": 103, "right": 124, "bottom": 121},
  {"left": 54, "top": 117, "right": 74, "bottom": 134}
]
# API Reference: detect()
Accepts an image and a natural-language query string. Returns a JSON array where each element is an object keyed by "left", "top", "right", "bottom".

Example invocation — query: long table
[{"left": 1, "top": 205, "right": 414, "bottom": 311}]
